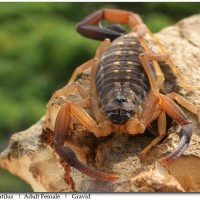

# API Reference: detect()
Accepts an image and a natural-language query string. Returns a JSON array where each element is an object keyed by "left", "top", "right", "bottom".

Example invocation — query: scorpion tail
[{"left": 159, "top": 124, "right": 192, "bottom": 166}]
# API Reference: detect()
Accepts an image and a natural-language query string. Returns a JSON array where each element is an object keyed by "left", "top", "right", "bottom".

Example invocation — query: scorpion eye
[{"left": 114, "top": 94, "right": 127, "bottom": 104}]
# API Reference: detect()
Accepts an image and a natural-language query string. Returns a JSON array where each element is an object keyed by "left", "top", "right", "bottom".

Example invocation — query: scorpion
[{"left": 44, "top": 9, "right": 200, "bottom": 181}]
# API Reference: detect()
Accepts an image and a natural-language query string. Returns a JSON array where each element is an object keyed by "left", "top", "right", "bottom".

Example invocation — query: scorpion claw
[
  {"left": 56, "top": 146, "right": 119, "bottom": 182},
  {"left": 74, "top": 160, "right": 119, "bottom": 182},
  {"left": 159, "top": 143, "right": 189, "bottom": 166},
  {"left": 159, "top": 124, "right": 192, "bottom": 166}
]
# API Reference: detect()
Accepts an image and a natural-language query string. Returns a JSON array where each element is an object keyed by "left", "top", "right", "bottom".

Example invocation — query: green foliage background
[{"left": 0, "top": 2, "right": 199, "bottom": 192}]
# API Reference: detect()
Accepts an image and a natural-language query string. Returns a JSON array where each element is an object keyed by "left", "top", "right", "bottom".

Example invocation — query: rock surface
[{"left": 0, "top": 15, "right": 200, "bottom": 192}]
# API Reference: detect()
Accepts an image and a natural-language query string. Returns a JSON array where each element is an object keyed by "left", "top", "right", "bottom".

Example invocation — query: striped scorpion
[{"left": 44, "top": 9, "right": 200, "bottom": 181}]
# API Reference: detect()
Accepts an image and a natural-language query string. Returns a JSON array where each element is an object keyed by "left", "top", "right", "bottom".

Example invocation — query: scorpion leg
[
  {"left": 146, "top": 28, "right": 194, "bottom": 91},
  {"left": 46, "top": 82, "right": 89, "bottom": 109},
  {"left": 89, "top": 97, "right": 105, "bottom": 123},
  {"left": 140, "top": 111, "right": 167, "bottom": 160},
  {"left": 69, "top": 37, "right": 110, "bottom": 85},
  {"left": 90, "top": 39, "right": 110, "bottom": 100},
  {"left": 55, "top": 102, "right": 118, "bottom": 181},
  {"left": 68, "top": 59, "right": 97, "bottom": 85},
  {"left": 137, "top": 32, "right": 165, "bottom": 89},
  {"left": 157, "top": 93, "right": 192, "bottom": 165},
  {"left": 43, "top": 82, "right": 90, "bottom": 130},
  {"left": 66, "top": 39, "right": 110, "bottom": 99},
  {"left": 75, "top": 97, "right": 105, "bottom": 124},
  {"left": 139, "top": 52, "right": 169, "bottom": 92},
  {"left": 95, "top": 38, "right": 110, "bottom": 58},
  {"left": 76, "top": 9, "right": 144, "bottom": 41},
  {"left": 167, "top": 92, "right": 200, "bottom": 123}
]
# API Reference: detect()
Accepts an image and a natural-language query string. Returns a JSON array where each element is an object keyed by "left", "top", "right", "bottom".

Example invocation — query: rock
[{"left": 0, "top": 14, "right": 200, "bottom": 192}]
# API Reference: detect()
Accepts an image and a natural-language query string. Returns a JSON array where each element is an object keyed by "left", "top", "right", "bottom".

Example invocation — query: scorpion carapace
[{"left": 44, "top": 8, "right": 200, "bottom": 182}]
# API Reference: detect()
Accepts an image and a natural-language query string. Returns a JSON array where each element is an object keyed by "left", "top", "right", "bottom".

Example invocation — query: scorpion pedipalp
[{"left": 56, "top": 146, "right": 119, "bottom": 181}]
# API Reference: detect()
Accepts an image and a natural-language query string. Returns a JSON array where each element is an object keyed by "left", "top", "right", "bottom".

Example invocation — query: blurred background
[{"left": 0, "top": 2, "right": 199, "bottom": 192}]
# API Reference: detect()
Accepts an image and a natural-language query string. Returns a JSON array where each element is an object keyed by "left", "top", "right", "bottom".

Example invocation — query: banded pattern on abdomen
[{"left": 96, "top": 33, "right": 151, "bottom": 109}]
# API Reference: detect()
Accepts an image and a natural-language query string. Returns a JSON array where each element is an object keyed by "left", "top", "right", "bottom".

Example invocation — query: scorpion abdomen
[{"left": 96, "top": 33, "right": 152, "bottom": 115}]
